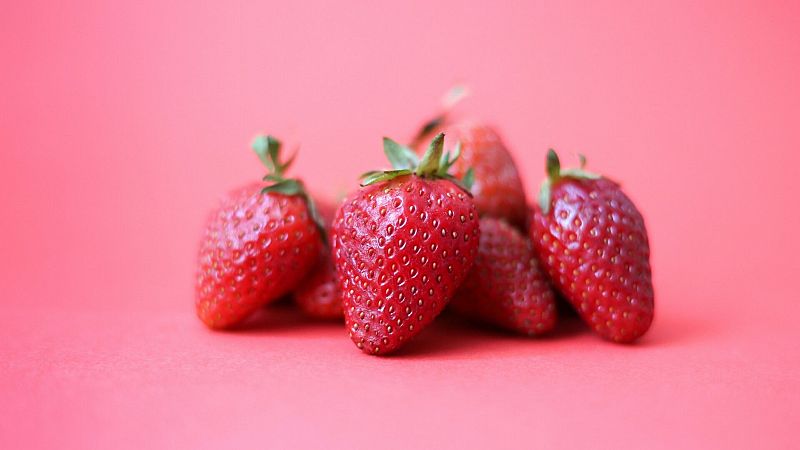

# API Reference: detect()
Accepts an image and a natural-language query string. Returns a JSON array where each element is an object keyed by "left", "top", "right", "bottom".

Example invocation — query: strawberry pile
[{"left": 195, "top": 97, "right": 655, "bottom": 355}]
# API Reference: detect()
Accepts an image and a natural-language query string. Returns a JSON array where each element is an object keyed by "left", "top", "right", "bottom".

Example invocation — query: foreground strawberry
[
  {"left": 530, "top": 150, "right": 654, "bottom": 342},
  {"left": 294, "top": 197, "right": 343, "bottom": 320},
  {"left": 332, "top": 133, "right": 480, "bottom": 355},
  {"left": 411, "top": 92, "right": 528, "bottom": 228},
  {"left": 451, "top": 217, "right": 557, "bottom": 335},
  {"left": 195, "top": 135, "right": 323, "bottom": 329}
]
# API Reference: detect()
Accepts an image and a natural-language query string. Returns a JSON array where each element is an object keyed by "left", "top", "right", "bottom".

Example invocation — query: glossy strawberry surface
[
  {"left": 332, "top": 175, "right": 480, "bottom": 354},
  {"left": 196, "top": 182, "right": 322, "bottom": 328},
  {"left": 531, "top": 177, "right": 653, "bottom": 342}
]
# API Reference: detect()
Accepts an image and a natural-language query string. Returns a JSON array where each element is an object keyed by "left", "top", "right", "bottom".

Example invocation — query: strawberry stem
[
  {"left": 546, "top": 149, "right": 561, "bottom": 183},
  {"left": 538, "top": 148, "right": 601, "bottom": 214},
  {"left": 251, "top": 134, "right": 326, "bottom": 241},
  {"left": 416, "top": 133, "right": 445, "bottom": 176},
  {"left": 410, "top": 85, "right": 470, "bottom": 147},
  {"left": 360, "top": 133, "right": 474, "bottom": 195}
]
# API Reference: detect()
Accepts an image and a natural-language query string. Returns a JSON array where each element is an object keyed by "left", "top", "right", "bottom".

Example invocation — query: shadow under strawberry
[
  {"left": 220, "top": 302, "right": 344, "bottom": 335},
  {"left": 388, "top": 312, "right": 507, "bottom": 358},
  {"left": 388, "top": 310, "right": 590, "bottom": 359}
]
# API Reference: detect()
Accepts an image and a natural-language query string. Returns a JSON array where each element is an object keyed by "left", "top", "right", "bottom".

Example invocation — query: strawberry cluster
[{"left": 195, "top": 98, "right": 654, "bottom": 355}]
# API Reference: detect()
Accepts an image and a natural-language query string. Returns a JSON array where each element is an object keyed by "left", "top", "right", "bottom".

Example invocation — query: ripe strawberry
[
  {"left": 411, "top": 90, "right": 528, "bottom": 228},
  {"left": 332, "top": 133, "right": 480, "bottom": 355},
  {"left": 195, "top": 135, "right": 324, "bottom": 329},
  {"left": 530, "top": 150, "right": 654, "bottom": 342},
  {"left": 450, "top": 217, "right": 557, "bottom": 335},
  {"left": 293, "top": 257, "right": 342, "bottom": 319},
  {"left": 294, "top": 197, "right": 343, "bottom": 320}
]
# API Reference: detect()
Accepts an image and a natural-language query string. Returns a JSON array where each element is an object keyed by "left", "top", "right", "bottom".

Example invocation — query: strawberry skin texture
[
  {"left": 531, "top": 178, "right": 654, "bottom": 342},
  {"left": 331, "top": 175, "right": 480, "bottom": 355},
  {"left": 196, "top": 182, "right": 323, "bottom": 329},
  {"left": 416, "top": 122, "right": 528, "bottom": 229},
  {"left": 451, "top": 217, "right": 557, "bottom": 335}
]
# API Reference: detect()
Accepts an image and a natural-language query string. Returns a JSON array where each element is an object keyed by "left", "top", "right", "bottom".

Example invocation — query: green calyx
[
  {"left": 360, "top": 132, "right": 475, "bottom": 194},
  {"left": 538, "top": 148, "right": 601, "bottom": 214},
  {"left": 251, "top": 134, "right": 326, "bottom": 239}
]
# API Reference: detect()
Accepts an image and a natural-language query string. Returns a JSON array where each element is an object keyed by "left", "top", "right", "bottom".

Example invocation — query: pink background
[{"left": 2, "top": 1, "right": 799, "bottom": 448}]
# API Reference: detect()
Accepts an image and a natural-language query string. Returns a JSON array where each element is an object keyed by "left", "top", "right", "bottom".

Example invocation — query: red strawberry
[
  {"left": 195, "top": 135, "right": 324, "bottom": 329},
  {"left": 293, "top": 257, "right": 342, "bottom": 319},
  {"left": 530, "top": 150, "right": 654, "bottom": 342},
  {"left": 332, "top": 133, "right": 480, "bottom": 355},
  {"left": 411, "top": 90, "right": 528, "bottom": 228},
  {"left": 451, "top": 217, "right": 557, "bottom": 335},
  {"left": 294, "top": 197, "right": 343, "bottom": 320}
]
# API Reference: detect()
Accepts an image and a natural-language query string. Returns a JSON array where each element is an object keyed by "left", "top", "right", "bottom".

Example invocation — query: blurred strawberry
[
  {"left": 411, "top": 88, "right": 528, "bottom": 229},
  {"left": 294, "top": 197, "right": 344, "bottom": 320},
  {"left": 530, "top": 150, "right": 654, "bottom": 342},
  {"left": 195, "top": 135, "right": 324, "bottom": 329},
  {"left": 451, "top": 217, "right": 557, "bottom": 335}
]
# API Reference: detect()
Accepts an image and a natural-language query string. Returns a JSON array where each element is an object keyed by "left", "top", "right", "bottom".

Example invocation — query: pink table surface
[{"left": 2, "top": 1, "right": 799, "bottom": 449}]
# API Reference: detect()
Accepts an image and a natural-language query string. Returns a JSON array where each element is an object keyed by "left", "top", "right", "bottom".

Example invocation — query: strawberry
[
  {"left": 411, "top": 90, "right": 528, "bottom": 229},
  {"left": 294, "top": 197, "right": 343, "bottom": 320},
  {"left": 195, "top": 135, "right": 324, "bottom": 329},
  {"left": 293, "top": 256, "right": 342, "bottom": 319},
  {"left": 530, "top": 150, "right": 654, "bottom": 342},
  {"left": 331, "top": 133, "right": 480, "bottom": 355},
  {"left": 450, "top": 217, "right": 557, "bottom": 335}
]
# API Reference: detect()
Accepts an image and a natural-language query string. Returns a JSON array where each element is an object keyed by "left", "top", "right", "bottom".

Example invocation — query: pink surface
[{"left": 2, "top": 1, "right": 799, "bottom": 448}]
